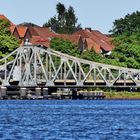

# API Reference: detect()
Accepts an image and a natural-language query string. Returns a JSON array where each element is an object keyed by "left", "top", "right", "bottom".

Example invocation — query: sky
[{"left": 0, "top": 0, "right": 140, "bottom": 33}]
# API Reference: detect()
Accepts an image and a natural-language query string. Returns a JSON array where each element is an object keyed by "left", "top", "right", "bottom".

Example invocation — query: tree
[
  {"left": 43, "top": 2, "right": 81, "bottom": 34},
  {"left": 110, "top": 11, "right": 140, "bottom": 36},
  {"left": 18, "top": 22, "right": 40, "bottom": 27},
  {"left": 80, "top": 49, "right": 102, "bottom": 62},
  {"left": 109, "top": 34, "right": 140, "bottom": 69},
  {"left": 108, "top": 11, "right": 140, "bottom": 69},
  {"left": 0, "top": 19, "right": 19, "bottom": 59},
  {"left": 50, "top": 10, "right": 140, "bottom": 69},
  {"left": 65, "top": 6, "right": 79, "bottom": 33},
  {"left": 56, "top": 2, "right": 66, "bottom": 23},
  {"left": 50, "top": 37, "right": 80, "bottom": 57}
]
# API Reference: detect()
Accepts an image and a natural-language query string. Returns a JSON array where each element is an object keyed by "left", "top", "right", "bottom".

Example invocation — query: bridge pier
[
  {"left": 20, "top": 88, "right": 27, "bottom": 98},
  {"left": 43, "top": 88, "right": 48, "bottom": 98},
  {"left": 35, "top": 88, "right": 41, "bottom": 97},
  {"left": 1, "top": 87, "right": 7, "bottom": 98}
]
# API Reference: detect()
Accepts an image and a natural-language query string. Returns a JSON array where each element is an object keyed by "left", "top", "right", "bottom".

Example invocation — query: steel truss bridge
[{"left": 0, "top": 45, "right": 140, "bottom": 88}]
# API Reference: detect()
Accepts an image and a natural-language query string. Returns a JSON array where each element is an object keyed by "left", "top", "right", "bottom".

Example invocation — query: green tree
[
  {"left": 43, "top": 2, "right": 81, "bottom": 34},
  {"left": 50, "top": 38, "right": 125, "bottom": 67},
  {"left": 50, "top": 37, "right": 80, "bottom": 57},
  {"left": 65, "top": 6, "right": 79, "bottom": 33},
  {"left": 80, "top": 49, "right": 102, "bottom": 62},
  {"left": 110, "top": 11, "right": 140, "bottom": 36},
  {"left": 47, "top": 10, "right": 140, "bottom": 70},
  {"left": 0, "top": 19, "right": 19, "bottom": 59},
  {"left": 56, "top": 2, "right": 66, "bottom": 27},
  {"left": 109, "top": 34, "right": 140, "bottom": 69},
  {"left": 109, "top": 11, "right": 140, "bottom": 69}
]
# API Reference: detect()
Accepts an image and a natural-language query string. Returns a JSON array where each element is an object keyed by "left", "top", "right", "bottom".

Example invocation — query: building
[
  {"left": 54, "top": 34, "right": 84, "bottom": 51},
  {"left": 0, "top": 14, "right": 115, "bottom": 55},
  {"left": 73, "top": 28, "right": 115, "bottom": 55}
]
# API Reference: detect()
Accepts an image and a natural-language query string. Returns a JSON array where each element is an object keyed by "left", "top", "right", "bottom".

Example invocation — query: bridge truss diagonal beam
[{"left": 0, "top": 45, "right": 140, "bottom": 87}]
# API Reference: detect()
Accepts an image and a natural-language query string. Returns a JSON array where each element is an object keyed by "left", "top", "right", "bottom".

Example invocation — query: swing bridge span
[{"left": 0, "top": 45, "right": 140, "bottom": 88}]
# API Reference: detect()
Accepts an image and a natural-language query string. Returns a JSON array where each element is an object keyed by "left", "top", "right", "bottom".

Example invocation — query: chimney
[
  {"left": 49, "top": 27, "right": 52, "bottom": 32},
  {"left": 85, "top": 28, "right": 92, "bottom": 32}
]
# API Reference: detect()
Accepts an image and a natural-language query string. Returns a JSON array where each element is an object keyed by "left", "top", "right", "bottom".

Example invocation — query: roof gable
[
  {"left": 84, "top": 38, "right": 100, "bottom": 53},
  {"left": 16, "top": 26, "right": 28, "bottom": 38},
  {"left": 9, "top": 25, "right": 16, "bottom": 34},
  {"left": 74, "top": 29, "right": 115, "bottom": 52},
  {"left": 0, "top": 14, "right": 15, "bottom": 26}
]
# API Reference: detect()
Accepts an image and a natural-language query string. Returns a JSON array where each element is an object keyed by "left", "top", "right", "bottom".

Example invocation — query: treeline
[
  {"left": 0, "top": 2, "right": 140, "bottom": 69},
  {"left": 50, "top": 9, "right": 140, "bottom": 69},
  {"left": 109, "top": 11, "right": 140, "bottom": 69}
]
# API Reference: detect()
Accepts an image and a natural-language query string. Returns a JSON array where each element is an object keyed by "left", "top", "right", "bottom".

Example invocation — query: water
[{"left": 0, "top": 100, "right": 140, "bottom": 140}]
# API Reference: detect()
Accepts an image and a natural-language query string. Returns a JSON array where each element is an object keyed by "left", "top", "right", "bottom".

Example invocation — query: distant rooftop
[{"left": 0, "top": 14, "right": 15, "bottom": 26}]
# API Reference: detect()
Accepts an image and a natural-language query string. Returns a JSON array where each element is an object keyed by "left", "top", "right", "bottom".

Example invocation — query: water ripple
[{"left": 0, "top": 100, "right": 140, "bottom": 139}]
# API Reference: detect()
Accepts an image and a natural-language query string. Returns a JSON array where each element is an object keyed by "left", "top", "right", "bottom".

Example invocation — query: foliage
[
  {"left": 43, "top": 2, "right": 81, "bottom": 34},
  {"left": 50, "top": 37, "right": 80, "bottom": 57},
  {"left": 50, "top": 38, "right": 127, "bottom": 68},
  {"left": 109, "top": 11, "right": 140, "bottom": 69},
  {"left": 0, "top": 19, "right": 19, "bottom": 59},
  {"left": 50, "top": 11, "right": 140, "bottom": 70},
  {"left": 80, "top": 49, "right": 102, "bottom": 62},
  {"left": 110, "top": 11, "right": 140, "bottom": 36},
  {"left": 18, "top": 22, "right": 40, "bottom": 27},
  {"left": 50, "top": 38, "right": 104, "bottom": 61},
  {"left": 109, "top": 33, "right": 140, "bottom": 69}
]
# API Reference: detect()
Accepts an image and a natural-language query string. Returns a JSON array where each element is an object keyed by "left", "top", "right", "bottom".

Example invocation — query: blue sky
[{"left": 0, "top": 0, "right": 140, "bottom": 33}]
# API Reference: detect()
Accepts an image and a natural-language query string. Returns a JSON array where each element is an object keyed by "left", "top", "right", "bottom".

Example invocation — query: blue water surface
[{"left": 0, "top": 100, "right": 140, "bottom": 140}]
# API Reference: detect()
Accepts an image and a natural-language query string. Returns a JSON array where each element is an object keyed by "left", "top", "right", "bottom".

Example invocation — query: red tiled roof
[
  {"left": 89, "top": 32, "right": 113, "bottom": 51},
  {"left": 73, "top": 29, "right": 115, "bottom": 52},
  {"left": 30, "top": 36, "right": 50, "bottom": 47},
  {"left": 16, "top": 26, "right": 28, "bottom": 38},
  {"left": 0, "top": 14, "right": 15, "bottom": 26},
  {"left": 92, "top": 30, "right": 111, "bottom": 44},
  {"left": 29, "top": 27, "right": 57, "bottom": 38},
  {"left": 27, "top": 27, "right": 57, "bottom": 47},
  {"left": 73, "top": 30, "right": 90, "bottom": 38},
  {"left": 54, "top": 34, "right": 81, "bottom": 45},
  {"left": 84, "top": 38, "right": 100, "bottom": 53},
  {"left": 28, "top": 27, "right": 38, "bottom": 36},
  {"left": 9, "top": 25, "right": 16, "bottom": 34}
]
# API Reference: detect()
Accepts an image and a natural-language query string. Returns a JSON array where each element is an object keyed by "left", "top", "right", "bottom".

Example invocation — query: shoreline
[
  {"left": 105, "top": 98, "right": 140, "bottom": 100},
  {"left": 105, "top": 91, "right": 140, "bottom": 100}
]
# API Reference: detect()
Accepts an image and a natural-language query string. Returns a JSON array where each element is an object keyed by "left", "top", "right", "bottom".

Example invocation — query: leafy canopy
[
  {"left": 109, "top": 11, "right": 140, "bottom": 69},
  {"left": 0, "top": 19, "right": 19, "bottom": 59},
  {"left": 50, "top": 37, "right": 80, "bottom": 57},
  {"left": 50, "top": 11, "right": 140, "bottom": 69},
  {"left": 110, "top": 11, "right": 140, "bottom": 36},
  {"left": 109, "top": 34, "right": 140, "bottom": 69},
  {"left": 50, "top": 38, "right": 122, "bottom": 68},
  {"left": 43, "top": 2, "right": 81, "bottom": 34}
]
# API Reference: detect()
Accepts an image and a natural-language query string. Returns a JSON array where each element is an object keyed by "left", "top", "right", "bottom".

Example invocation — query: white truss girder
[{"left": 0, "top": 45, "right": 140, "bottom": 87}]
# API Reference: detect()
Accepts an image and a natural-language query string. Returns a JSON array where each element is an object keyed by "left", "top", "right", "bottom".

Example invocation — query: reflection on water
[{"left": 0, "top": 100, "right": 140, "bottom": 139}]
